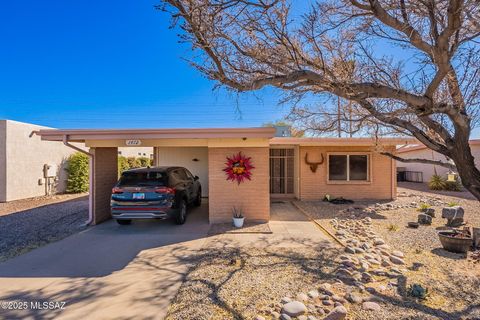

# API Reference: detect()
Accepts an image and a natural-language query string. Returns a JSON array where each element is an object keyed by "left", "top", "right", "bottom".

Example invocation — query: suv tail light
[
  {"left": 112, "top": 187, "right": 124, "bottom": 194},
  {"left": 155, "top": 187, "right": 176, "bottom": 194}
]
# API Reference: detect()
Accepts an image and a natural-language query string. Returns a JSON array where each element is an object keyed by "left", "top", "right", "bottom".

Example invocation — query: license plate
[{"left": 132, "top": 193, "right": 145, "bottom": 200}]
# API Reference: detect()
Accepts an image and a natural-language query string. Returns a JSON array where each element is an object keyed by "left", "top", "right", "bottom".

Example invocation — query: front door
[{"left": 269, "top": 148, "right": 294, "bottom": 195}]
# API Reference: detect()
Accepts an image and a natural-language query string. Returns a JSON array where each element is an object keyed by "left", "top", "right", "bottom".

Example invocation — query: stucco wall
[
  {"left": 154, "top": 147, "right": 209, "bottom": 197},
  {"left": 398, "top": 145, "right": 480, "bottom": 182},
  {"left": 1, "top": 120, "right": 84, "bottom": 202},
  {"left": 299, "top": 146, "right": 396, "bottom": 200},
  {"left": 208, "top": 147, "right": 270, "bottom": 223}
]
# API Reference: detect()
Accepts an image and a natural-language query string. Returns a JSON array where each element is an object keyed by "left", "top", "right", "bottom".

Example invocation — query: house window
[{"left": 328, "top": 154, "right": 369, "bottom": 182}]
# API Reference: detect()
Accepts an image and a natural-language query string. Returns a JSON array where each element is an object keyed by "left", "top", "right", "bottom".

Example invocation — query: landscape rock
[
  {"left": 281, "top": 301, "right": 307, "bottom": 317},
  {"left": 362, "top": 301, "right": 382, "bottom": 311},
  {"left": 391, "top": 250, "right": 404, "bottom": 258},
  {"left": 280, "top": 313, "right": 292, "bottom": 320},
  {"left": 345, "top": 292, "right": 363, "bottom": 304},
  {"left": 441, "top": 206, "right": 464, "bottom": 220},
  {"left": 307, "top": 290, "right": 319, "bottom": 299},
  {"left": 324, "top": 306, "right": 348, "bottom": 320},
  {"left": 418, "top": 213, "right": 432, "bottom": 225},
  {"left": 425, "top": 208, "right": 436, "bottom": 217},
  {"left": 390, "top": 255, "right": 405, "bottom": 265}
]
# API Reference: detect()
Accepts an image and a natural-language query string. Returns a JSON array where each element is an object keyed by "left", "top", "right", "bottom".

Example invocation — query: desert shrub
[
  {"left": 408, "top": 284, "right": 429, "bottom": 299},
  {"left": 137, "top": 156, "right": 152, "bottom": 167},
  {"left": 445, "top": 179, "right": 462, "bottom": 191},
  {"left": 447, "top": 201, "right": 459, "bottom": 207},
  {"left": 428, "top": 174, "right": 447, "bottom": 190},
  {"left": 66, "top": 152, "right": 89, "bottom": 193},
  {"left": 416, "top": 203, "right": 431, "bottom": 211},
  {"left": 118, "top": 156, "right": 130, "bottom": 176},
  {"left": 387, "top": 224, "right": 399, "bottom": 232}
]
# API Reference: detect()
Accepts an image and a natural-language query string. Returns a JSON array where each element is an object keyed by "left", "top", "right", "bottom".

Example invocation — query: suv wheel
[
  {"left": 175, "top": 199, "right": 187, "bottom": 225},
  {"left": 116, "top": 219, "right": 131, "bottom": 225},
  {"left": 194, "top": 189, "right": 202, "bottom": 207}
]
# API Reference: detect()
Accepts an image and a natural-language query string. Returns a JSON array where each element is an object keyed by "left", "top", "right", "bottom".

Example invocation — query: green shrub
[
  {"left": 445, "top": 179, "right": 462, "bottom": 191},
  {"left": 127, "top": 157, "right": 141, "bottom": 169},
  {"left": 447, "top": 201, "right": 459, "bottom": 207},
  {"left": 416, "top": 203, "right": 431, "bottom": 212},
  {"left": 118, "top": 156, "right": 130, "bottom": 176},
  {"left": 66, "top": 152, "right": 89, "bottom": 193},
  {"left": 428, "top": 174, "right": 447, "bottom": 190},
  {"left": 137, "top": 157, "right": 152, "bottom": 167}
]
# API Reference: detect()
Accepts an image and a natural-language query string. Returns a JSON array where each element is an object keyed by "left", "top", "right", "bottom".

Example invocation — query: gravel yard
[
  {"left": 0, "top": 194, "right": 88, "bottom": 262},
  {"left": 165, "top": 246, "right": 340, "bottom": 320},
  {"left": 294, "top": 182, "right": 480, "bottom": 320}
]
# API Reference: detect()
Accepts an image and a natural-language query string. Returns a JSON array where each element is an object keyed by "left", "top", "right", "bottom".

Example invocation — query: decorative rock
[
  {"left": 323, "top": 306, "right": 348, "bottom": 320},
  {"left": 281, "top": 297, "right": 292, "bottom": 304},
  {"left": 296, "top": 293, "right": 309, "bottom": 302},
  {"left": 332, "top": 295, "right": 346, "bottom": 303},
  {"left": 390, "top": 255, "right": 405, "bottom": 265},
  {"left": 391, "top": 250, "right": 404, "bottom": 258},
  {"left": 298, "top": 316, "right": 308, "bottom": 320},
  {"left": 362, "top": 301, "right": 382, "bottom": 311},
  {"left": 322, "top": 299, "right": 333, "bottom": 306},
  {"left": 307, "top": 290, "right": 319, "bottom": 299},
  {"left": 307, "top": 316, "right": 319, "bottom": 320},
  {"left": 448, "top": 217, "right": 464, "bottom": 227},
  {"left": 345, "top": 292, "right": 363, "bottom": 304},
  {"left": 255, "top": 316, "right": 266, "bottom": 320},
  {"left": 418, "top": 213, "right": 432, "bottom": 225},
  {"left": 280, "top": 313, "right": 292, "bottom": 320},
  {"left": 345, "top": 246, "right": 356, "bottom": 254},
  {"left": 441, "top": 206, "right": 464, "bottom": 220},
  {"left": 407, "top": 222, "right": 419, "bottom": 228},
  {"left": 281, "top": 301, "right": 307, "bottom": 317},
  {"left": 355, "top": 247, "right": 366, "bottom": 254},
  {"left": 373, "top": 238, "right": 385, "bottom": 246},
  {"left": 425, "top": 208, "right": 435, "bottom": 217},
  {"left": 319, "top": 283, "right": 332, "bottom": 292},
  {"left": 271, "top": 311, "right": 281, "bottom": 319}
]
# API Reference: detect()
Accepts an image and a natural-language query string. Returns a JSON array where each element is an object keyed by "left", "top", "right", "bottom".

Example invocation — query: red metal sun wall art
[{"left": 223, "top": 152, "right": 255, "bottom": 184}]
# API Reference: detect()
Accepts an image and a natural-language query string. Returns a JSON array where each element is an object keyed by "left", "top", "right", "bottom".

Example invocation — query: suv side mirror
[{"left": 194, "top": 176, "right": 199, "bottom": 181}]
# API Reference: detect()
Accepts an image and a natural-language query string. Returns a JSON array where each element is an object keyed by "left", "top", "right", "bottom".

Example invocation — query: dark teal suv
[{"left": 111, "top": 166, "right": 202, "bottom": 225}]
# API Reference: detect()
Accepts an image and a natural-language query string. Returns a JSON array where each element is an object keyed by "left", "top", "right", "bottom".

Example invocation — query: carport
[{"left": 35, "top": 128, "right": 275, "bottom": 225}]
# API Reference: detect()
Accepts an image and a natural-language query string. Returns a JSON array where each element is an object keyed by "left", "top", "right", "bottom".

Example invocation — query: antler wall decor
[{"left": 304, "top": 152, "right": 324, "bottom": 173}]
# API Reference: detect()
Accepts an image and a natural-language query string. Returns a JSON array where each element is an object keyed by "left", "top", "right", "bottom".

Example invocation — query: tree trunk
[{"left": 450, "top": 140, "right": 480, "bottom": 201}]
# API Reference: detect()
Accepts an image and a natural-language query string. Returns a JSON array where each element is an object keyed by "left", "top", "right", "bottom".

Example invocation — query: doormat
[{"left": 208, "top": 222, "right": 272, "bottom": 235}]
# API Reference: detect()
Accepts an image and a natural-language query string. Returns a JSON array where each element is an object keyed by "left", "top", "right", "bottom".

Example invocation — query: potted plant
[
  {"left": 232, "top": 207, "right": 244, "bottom": 228},
  {"left": 438, "top": 228, "right": 473, "bottom": 253}
]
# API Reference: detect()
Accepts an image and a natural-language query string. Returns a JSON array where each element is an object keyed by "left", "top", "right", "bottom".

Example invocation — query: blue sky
[
  {"left": 0, "top": 1, "right": 478, "bottom": 138},
  {"left": 0, "top": 0, "right": 289, "bottom": 129}
]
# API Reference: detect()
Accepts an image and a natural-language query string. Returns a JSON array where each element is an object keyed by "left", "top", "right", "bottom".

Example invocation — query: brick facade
[
  {"left": 92, "top": 147, "right": 118, "bottom": 224},
  {"left": 299, "top": 146, "right": 396, "bottom": 200},
  {"left": 208, "top": 147, "right": 270, "bottom": 223}
]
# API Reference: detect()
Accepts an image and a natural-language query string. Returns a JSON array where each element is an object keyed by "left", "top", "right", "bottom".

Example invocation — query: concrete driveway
[
  {"left": 0, "top": 201, "right": 332, "bottom": 320},
  {"left": 0, "top": 203, "right": 211, "bottom": 320}
]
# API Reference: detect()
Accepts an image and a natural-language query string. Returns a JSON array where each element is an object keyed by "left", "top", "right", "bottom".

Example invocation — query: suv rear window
[{"left": 118, "top": 171, "right": 167, "bottom": 187}]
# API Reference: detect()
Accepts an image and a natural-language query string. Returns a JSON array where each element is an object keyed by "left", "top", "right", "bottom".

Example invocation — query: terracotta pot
[{"left": 438, "top": 231, "right": 472, "bottom": 253}]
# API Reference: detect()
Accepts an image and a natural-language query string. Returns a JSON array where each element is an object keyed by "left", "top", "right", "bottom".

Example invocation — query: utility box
[{"left": 43, "top": 164, "right": 58, "bottom": 178}]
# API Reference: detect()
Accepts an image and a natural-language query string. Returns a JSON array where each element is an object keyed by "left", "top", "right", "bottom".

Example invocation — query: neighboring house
[
  {"left": 0, "top": 120, "right": 84, "bottom": 202},
  {"left": 35, "top": 126, "right": 412, "bottom": 224},
  {"left": 397, "top": 140, "right": 480, "bottom": 183},
  {"left": 117, "top": 147, "right": 153, "bottom": 159}
]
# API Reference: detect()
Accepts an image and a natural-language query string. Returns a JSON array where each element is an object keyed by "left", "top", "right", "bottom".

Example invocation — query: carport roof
[
  {"left": 270, "top": 137, "right": 416, "bottom": 146},
  {"left": 34, "top": 127, "right": 277, "bottom": 142}
]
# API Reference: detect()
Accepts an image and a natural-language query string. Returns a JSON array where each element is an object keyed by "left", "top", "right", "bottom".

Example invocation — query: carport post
[{"left": 62, "top": 136, "right": 95, "bottom": 226}]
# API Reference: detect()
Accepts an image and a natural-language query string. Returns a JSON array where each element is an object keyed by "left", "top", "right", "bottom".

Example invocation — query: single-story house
[
  {"left": 397, "top": 140, "right": 480, "bottom": 183},
  {"left": 0, "top": 120, "right": 81, "bottom": 202},
  {"left": 35, "top": 127, "right": 412, "bottom": 224}
]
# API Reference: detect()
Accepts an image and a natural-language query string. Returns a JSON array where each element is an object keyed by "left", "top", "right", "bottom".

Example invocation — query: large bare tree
[{"left": 159, "top": 0, "right": 480, "bottom": 200}]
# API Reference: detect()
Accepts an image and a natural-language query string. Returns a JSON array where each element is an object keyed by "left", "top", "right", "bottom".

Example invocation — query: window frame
[{"left": 326, "top": 152, "right": 371, "bottom": 184}]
